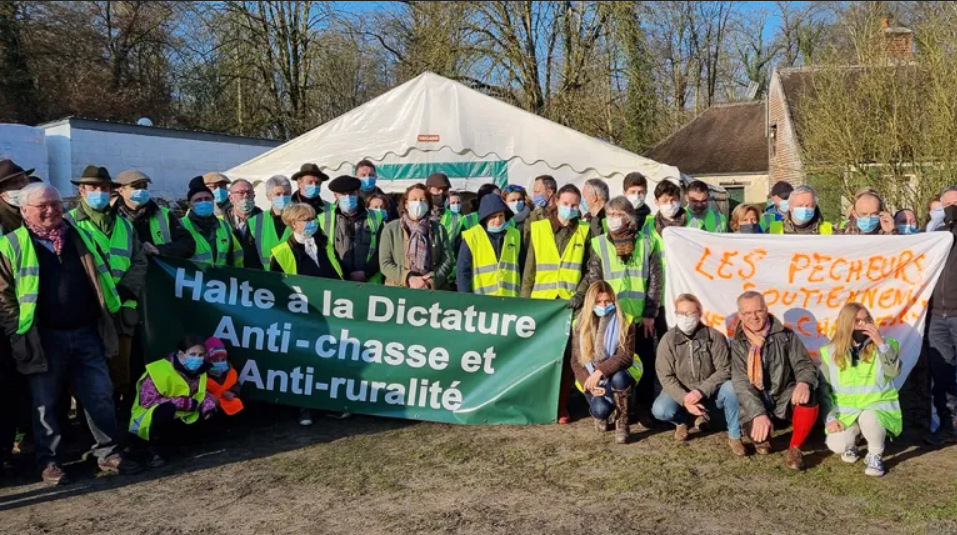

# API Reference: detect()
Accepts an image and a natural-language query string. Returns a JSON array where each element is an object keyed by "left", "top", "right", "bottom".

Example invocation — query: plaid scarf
[
  {"left": 743, "top": 319, "right": 770, "bottom": 391},
  {"left": 27, "top": 220, "right": 68, "bottom": 256},
  {"left": 401, "top": 214, "right": 433, "bottom": 275},
  {"left": 610, "top": 220, "right": 636, "bottom": 257}
]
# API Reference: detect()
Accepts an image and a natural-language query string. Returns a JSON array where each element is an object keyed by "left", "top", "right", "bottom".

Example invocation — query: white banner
[{"left": 663, "top": 228, "right": 954, "bottom": 386}]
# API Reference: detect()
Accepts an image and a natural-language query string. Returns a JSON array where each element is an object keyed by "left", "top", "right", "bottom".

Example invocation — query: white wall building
[{"left": 37, "top": 117, "right": 281, "bottom": 199}]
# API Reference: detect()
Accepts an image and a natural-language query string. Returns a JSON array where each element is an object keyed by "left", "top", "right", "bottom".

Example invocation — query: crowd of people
[{"left": 0, "top": 156, "right": 954, "bottom": 487}]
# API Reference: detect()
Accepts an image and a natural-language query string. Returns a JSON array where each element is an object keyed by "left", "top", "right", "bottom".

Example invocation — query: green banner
[{"left": 141, "top": 258, "right": 571, "bottom": 425}]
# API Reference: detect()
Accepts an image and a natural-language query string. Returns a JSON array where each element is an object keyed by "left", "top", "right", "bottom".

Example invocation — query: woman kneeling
[{"left": 571, "top": 281, "right": 643, "bottom": 444}]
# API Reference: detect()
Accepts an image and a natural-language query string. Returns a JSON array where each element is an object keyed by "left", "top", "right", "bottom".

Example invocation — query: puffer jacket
[
  {"left": 656, "top": 325, "right": 730, "bottom": 402},
  {"left": 730, "top": 315, "right": 818, "bottom": 424},
  {"left": 577, "top": 229, "right": 662, "bottom": 318}
]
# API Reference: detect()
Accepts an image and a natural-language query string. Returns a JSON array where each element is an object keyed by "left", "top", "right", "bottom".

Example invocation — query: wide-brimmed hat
[
  {"left": 203, "top": 171, "right": 230, "bottom": 186},
  {"left": 291, "top": 163, "right": 329, "bottom": 182},
  {"left": 115, "top": 169, "right": 152, "bottom": 187},
  {"left": 0, "top": 159, "right": 34, "bottom": 186},
  {"left": 71, "top": 165, "right": 115, "bottom": 186}
]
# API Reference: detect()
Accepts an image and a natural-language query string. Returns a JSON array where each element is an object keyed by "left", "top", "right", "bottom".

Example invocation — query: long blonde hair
[
  {"left": 831, "top": 302, "right": 876, "bottom": 370},
  {"left": 578, "top": 281, "right": 629, "bottom": 365}
]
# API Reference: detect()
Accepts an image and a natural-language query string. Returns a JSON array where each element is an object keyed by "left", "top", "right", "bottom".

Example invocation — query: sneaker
[
  {"left": 841, "top": 445, "right": 860, "bottom": 463},
  {"left": 41, "top": 462, "right": 71, "bottom": 486},
  {"left": 98, "top": 454, "right": 144, "bottom": 475},
  {"left": 728, "top": 438, "right": 747, "bottom": 456},
  {"left": 299, "top": 408, "right": 314, "bottom": 427},
  {"left": 785, "top": 447, "right": 805, "bottom": 471},
  {"left": 674, "top": 424, "right": 689, "bottom": 442},
  {"left": 864, "top": 452, "right": 885, "bottom": 477}
]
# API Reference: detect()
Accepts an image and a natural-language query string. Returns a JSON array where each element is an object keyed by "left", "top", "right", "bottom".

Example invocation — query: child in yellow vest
[{"left": 205, "top": 336, "right": 244, "bottom": 416}]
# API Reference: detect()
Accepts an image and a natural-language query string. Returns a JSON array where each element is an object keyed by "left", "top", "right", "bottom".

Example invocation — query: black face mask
[
  {"left": 945, "top": 205, "right": 957, "bottom": 226},
  {"left": 852, "top": 329, "right": 869, "bottom": 345},
  {"left": 738, "top": 223, "right": 759, "bottom": 234},
  {"left": 432, "top": 194, "right": 446, "bottom": 208}
]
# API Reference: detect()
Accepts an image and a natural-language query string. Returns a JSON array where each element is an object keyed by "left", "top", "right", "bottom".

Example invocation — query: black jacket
[
  {"left": 930, "top": 225, "right": 957, "bottom": 316},
  {"left": 116, "top": 199, "right": 196, "bottom": 260},
  {"left": 223, "top": 207, "right": 264, "bottom": 270}
]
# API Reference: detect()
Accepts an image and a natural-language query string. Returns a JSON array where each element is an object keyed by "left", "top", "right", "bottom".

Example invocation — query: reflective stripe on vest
[
  {"left": 820, "top": 341, "right": 902, "bottom": 436},
  {"left": 318, "top": 209, "right": 385, "bottom": 278},
  {"left": 180, "top": 216, "right": 235, "bottom": 266},
  {"left": 770, "top": 220, "right": 833, "bottom": 235},
  {"left": 593, "top": 233, "right": 649, "bottom": 318},
  {"left": 250, "top": 213, "right": 292, "bottom": 270},
  {"left": 462, "top": 225, "right": 521, "bottom": 296},
  {"left": 129, "top": 359, "right": 207, "bottom": 440},
  {"left": 67, "top": 209, "right": 137, "bottom": 309},
  {"left": 641, "top": 216, "right": 666, "bottom": 291},
  {"left": 687, "top": 209, "right": 727, "bottom": 232},
  {"left": 147, "top": 207, "right": 174, "bottom": 245},
  {"left": 0, "top": 226, "right": 120, "bottom": 334},
  {"left": 530, "top": 219, "right": 589, "bottom": 299}
]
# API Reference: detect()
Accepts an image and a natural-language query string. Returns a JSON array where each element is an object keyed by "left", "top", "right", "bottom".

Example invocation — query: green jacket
[
  {"left": 378, "top": 219, "right": 454, "bottom": 289},
  {"left": 519, "top": 213, "right": 595, "bottom": 308}
]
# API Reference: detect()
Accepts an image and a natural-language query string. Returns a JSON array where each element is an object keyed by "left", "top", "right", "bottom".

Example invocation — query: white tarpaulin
[
  {"left": 227, "top": 72, "right": 680, "bottom": 209},
  {"left": 663, "top": 228, "right": 953, "bottom": 386}
]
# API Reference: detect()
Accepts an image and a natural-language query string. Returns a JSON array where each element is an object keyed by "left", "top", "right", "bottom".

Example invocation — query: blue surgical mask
[
  {"left": 931, "top": 208, "right": 945, "bottom": 221},
  {"left": 85, "top": 191, "right": 110, "bottom": 211},
  {"left": 792, "top": 206, "right": 814, "bottom": 224},
  {"left": 301, "top": 220, "right": 319, "bottom": 237},
  {"left": 371, "top": 208, "right": 388, "bottom": 220},
  {"left": 449, "top": 203, "right": 461, "bottom": 214},
  {"left": 593, "top": 304, "right": 616, "bottom": 317},
  {"left": 272, "top": 195, "right": 291, "bottom": 211},
  {"left": 508, "top": 201, "right": 525, "bottom": 214},
  {"left": 580, "top": 196, "right": 590, "bottom": 214},
  {"left": 558, "top": 205, "right": 579, "bottom": 221},
  {"left": 487, "top": 222, "right": 505, "bottom": 233},
  {"left": 338, "top": 194, "right": 358, "bottom": 213},
  {"left": 180, "top": 353, "right": 205, "bottom": 372},
  {"left": 237, "top": 199, "right": 256, "bottom": 214},
  {"left": 211, "top": 361, "right": 230, "bottom": 374},
  {"left": 897, "top": 224, "right": 917, "bottom": 235},
  {"left": 193, "top": 201, "right": 214, "bottom": 217},
  {"left": 213, "top": 188, "right": 229, "bottom": 203},
  {"left": 129, "top": 188, "right": 151, "bottom": 207},
  {"left": 533, "top": 193, "right": 548, "bottom": 208},
  {"left": 360, "top": 176, "right": 377, "bottom": 191},
  {"left": 778, "top": 200, "right": 789, "bottom": 213},
  {"left": 857, "top": 215, "right": 880, "bottom": 233},
  {"left": 303, "top": 184, "right": 321, "bottom": 199}
]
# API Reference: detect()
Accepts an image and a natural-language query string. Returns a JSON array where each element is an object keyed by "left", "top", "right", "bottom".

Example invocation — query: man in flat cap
[
  {"left": 114, "top": 170, "right": 195, "bottom": 260},
  {"left": 203, "top": 172, "right": 232, "bottom": 217},
  {"left": 66, "top": 166, "right": 148, "bottom": 419},
  {"left": 324, "top": 175, "right": 385, "bottom": 284},
  {"left": 291, "top": 163, "right": 332, "bottom": 218}
]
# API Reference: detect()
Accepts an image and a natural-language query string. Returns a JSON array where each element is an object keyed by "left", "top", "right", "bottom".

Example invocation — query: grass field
[{"left": 1, "top": 406, "right": 956, "bottom": 535}]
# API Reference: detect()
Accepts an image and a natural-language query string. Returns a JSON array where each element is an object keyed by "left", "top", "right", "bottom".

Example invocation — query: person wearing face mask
[
  {"left": 926, "top": 195, "right": 943, "bottom": 232},
  {"left": 291, "top": 163, "right": 332, "bottom": 217},
  {"left": 222, "top": 179, "right": 264, "bottom": 269},
  {"left": 841, "top": 191, "right": 897, "bottom": 235},
  {"left": 653, "top": 294, "right": 744, "bottom": 455},
  {"left": 180, "top": 177, "right": 244, "bottom": 267},
  {"left": 129, "top": 335, "right": 218, "bottom": 467},
  {"left": 66, "top": 166, "right": 149, "bottom": 421},
  {"left": 760, "top": 181, "right": 793, "bottom": 232},
  {"left": 503, "top": 184, "right": 532, "bottom": 236},
  {"left": 202, "top": 172, "right": 232, "bottom": 217},
  {"left": 581, "top": 179, "right": 609, "bottom": 231},
  {"left": 623, "top": 172, "right": 651, "bottom": 225},
  {"left": 457, "top": 194, "right": 522, "bottom": 295},
  {"left": 818, "top": 303, "right": 901, "bottom": 477},
  {"left": 427, "top": 174, "right": 475, "bottom": 251},
  {"left": 115, "top": 170, "right": 196, "bottom": 260},
  {"left": 641, "top": 180, "right": 686, "bottom": 339},
  {"left": 0, "top": 159, "right": 31, "bottom": 235},
  {"left": 729, "top": 204, "right": 764, "bottom": 233},
  {"left": 269, "top": 203, "right": 342, "bottom": 279},
  {"left": 570, "top": 281, "right": 643, "bottom": 444},
  {"left": 770, "top": 185, "right": 833, "bottom": 235},
  {"left": 526, "top": 175, "right": 558, "bottom": 229},
  {"left": 204, "top": 336, "right": 243, "bottom": 417},
  {"left": 321, "top": 175, "right": 386, "bottom": 283},
  {"left": 893, "top": 209, "right": 919, "bottom": 236},
  {"left": 379, "top": 184, "right": 454, "bottom": 289},
  {"left": 685, "top": 180, "right": 727, "bottom": 232},
  {"left": 926, "top": 185, "right": 957, "bottom": 446},
  {"left": 579, "top": 196, "right": 662, "bottom": 428},
  {"left": 248, "top": 175, "right": 294, "bottom": 270},
  {"left": 365, "top": 193, "right": 393, "bottom": 223}
]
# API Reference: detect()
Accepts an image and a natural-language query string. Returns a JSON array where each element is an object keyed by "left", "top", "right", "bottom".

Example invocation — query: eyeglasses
[
  {"left": 740, "top": 310, "right": 768, "bottom": 318},
  {"left": 231, "top": 190, "right": 255, "bottom": 198},
  {"left": 675, "top": 312, "right": 700, "bottom": 318}
]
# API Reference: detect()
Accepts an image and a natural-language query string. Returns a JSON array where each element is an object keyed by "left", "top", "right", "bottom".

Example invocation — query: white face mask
[
  {"left": 627, "top": 194, "right": 645, "bottom": 209},
  {"left": 3, "top": 189, "right": 21, "bottom": 207},
  {"left": 606, "top": 216, "right": 624, "bottom": 232},
  {"left": 676, "top": 315, "right": 699, "bottom": 335},
  {"left": 658, "top": 203, "right": 680, "bottom": 218}
]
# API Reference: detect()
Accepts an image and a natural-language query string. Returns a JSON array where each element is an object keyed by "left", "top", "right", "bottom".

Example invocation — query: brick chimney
[{"left": 878, "top": 17, "right": 914, "bottom": 60}]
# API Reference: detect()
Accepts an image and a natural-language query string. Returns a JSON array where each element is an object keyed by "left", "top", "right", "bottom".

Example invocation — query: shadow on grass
[{"left": 0, "top": 401, "right": 417, "bottom": 512}]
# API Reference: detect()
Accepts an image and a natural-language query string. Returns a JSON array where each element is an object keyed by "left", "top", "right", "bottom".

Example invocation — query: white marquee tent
[{"left": 228, "top": 72, "right": 683, "bottom": 209}]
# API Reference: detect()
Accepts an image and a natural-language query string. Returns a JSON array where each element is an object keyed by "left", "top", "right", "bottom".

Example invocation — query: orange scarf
[{"left": 743, "top": 320, "right": 770, "bottom": 390}]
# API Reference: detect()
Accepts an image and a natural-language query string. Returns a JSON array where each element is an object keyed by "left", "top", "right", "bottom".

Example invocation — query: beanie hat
[
  {"left": 205, "top": 336, "right": 227, "bottom": 361},
  {"left": 188, "top": 175, "right": 213, "bottom": 202}
]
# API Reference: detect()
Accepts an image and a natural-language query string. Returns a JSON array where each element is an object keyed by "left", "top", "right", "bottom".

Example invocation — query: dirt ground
[{"left": 1, "top": 404, "right": 956, "bottom": 535}]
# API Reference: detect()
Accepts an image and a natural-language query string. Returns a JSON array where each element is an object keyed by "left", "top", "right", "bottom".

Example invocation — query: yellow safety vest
[
  {"left": 686, "top": 209, "right": 727, "bottom": 232},
  {"left": 269, "top": 240, "right": 344, "bottom": 278},
  {"left": 147, "top": 207, "right": 175, "bottom": 245},
  {"left": 769, "top": 220, "right": 833, "bottom": 235},
  {"left": 591, "top": 233, "right": 650, "bottom": 320},
  {"left": 462, "top": 225, "right": 521, "bottom": 296},
  {"left": 640, "top": 216, "right": 666, "bottom": 292},
  {"left": 129, "top": 359, "right": 207, "bottom": 440},
  {"left": 0, "top": 225, "right": 121, "bottom": 335},
  {"left": 180, "top": 215, "right": 244, "bottom": 267},
  {"left": 820, "top": 340, "right": 902, "bottom": 437},
  {"left": 318, "top": 208, "right": 385, "bottom": 283},
  {"left": 249, "top": 212, "right": 292, "bottom": 271},
  {"left": 529, "top": 219, "right": 589, "bottom": 299},
  {"left": 574, "top": 313, "right": 644, "bottom": 392},
  {"left": 67, "top": 208, "right": 138, "bottom": 310},
  {"left": 440, "top": 210, "right": 478, "bottom": 245}
]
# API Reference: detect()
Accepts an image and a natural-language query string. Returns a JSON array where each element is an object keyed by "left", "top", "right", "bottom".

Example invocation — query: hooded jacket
[{"left": 456, "top": 195, "right": 523, "bottom": 293}]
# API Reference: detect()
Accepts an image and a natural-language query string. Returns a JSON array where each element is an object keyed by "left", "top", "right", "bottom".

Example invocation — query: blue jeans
[
  {"left": 584, "top": 369, "right": 635, "bottom": 420},
  {"left": 651, "top": 381, "right": 741, "bottom": 439},
  {"left": 28, "top": 326, "right": 120, "bottom": 466},
  {"left": 927, "top": 314, "right": 957, "bottom": 426}
]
